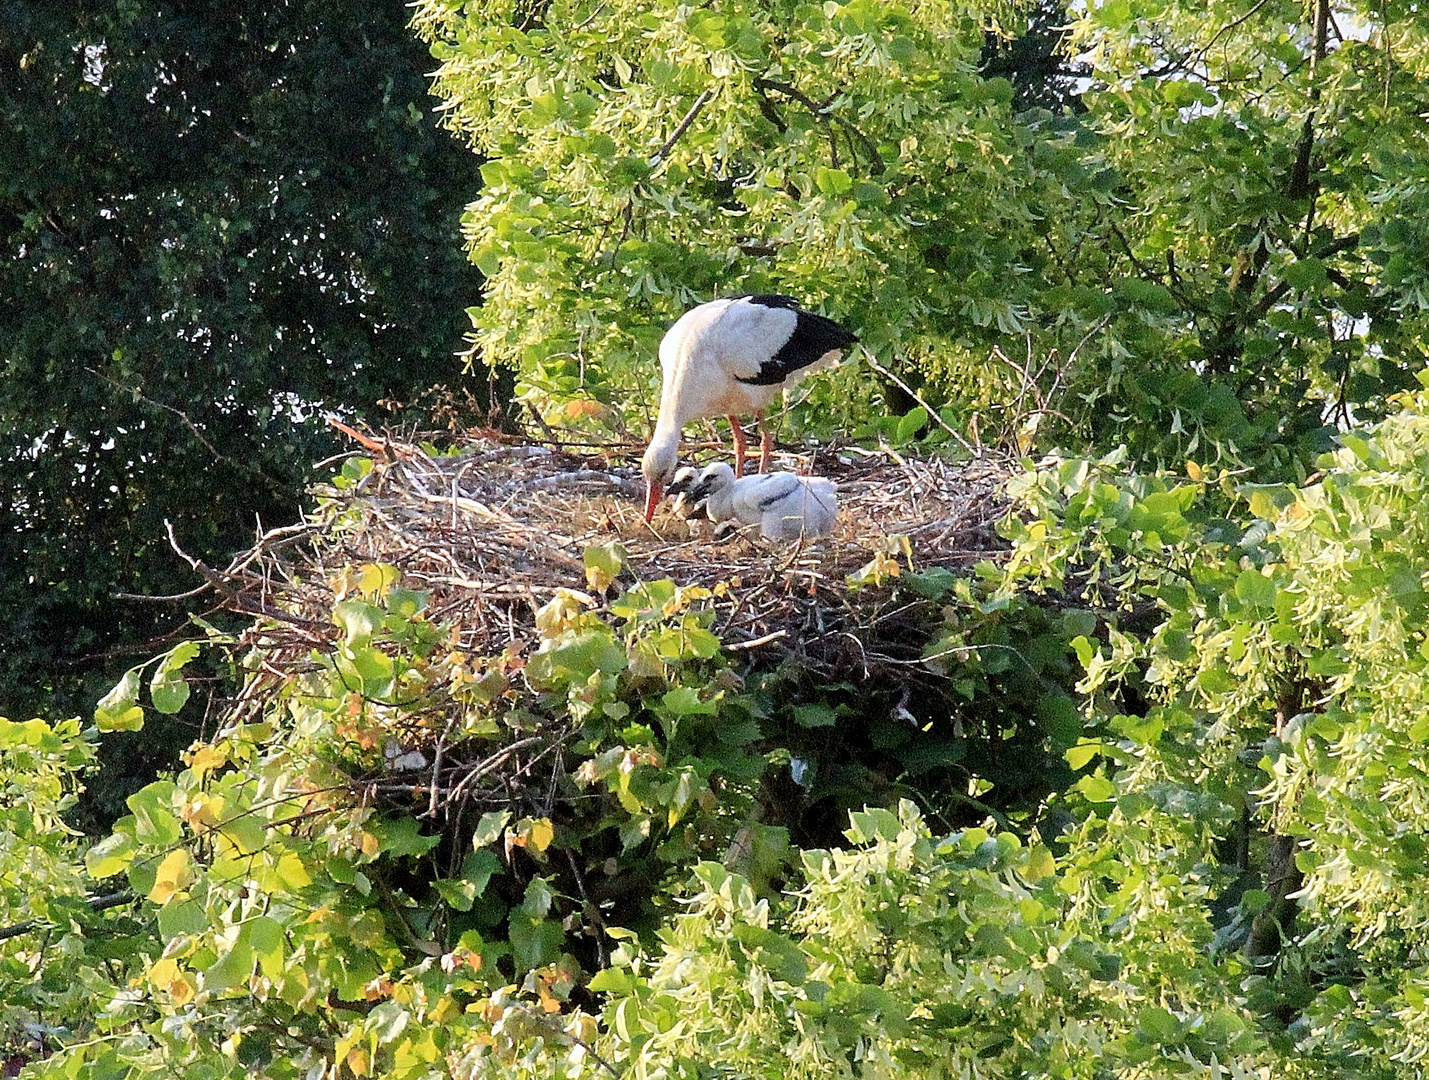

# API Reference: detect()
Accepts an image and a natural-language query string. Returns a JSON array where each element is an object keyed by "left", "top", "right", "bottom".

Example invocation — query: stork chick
[
  {"left": 668, "top": 462, "right": 838, "bottom": 541},
  {"left": 641, "top": 295, "right": 856, "bottom": 520}
]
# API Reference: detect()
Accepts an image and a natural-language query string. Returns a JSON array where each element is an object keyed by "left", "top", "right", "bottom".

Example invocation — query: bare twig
[
  {"left": 0, "top": 890, "right": 133, "bottom": 942},
  {"left": 650, "top": 89, "right": 713, "bottom": 166},
  {"left": 752, "top": 78, "right": 885, "bottom": 175},
  {"left": 84, "top": 366, "right": 228, "bottom": 464},
  {"left": 725, "top": 628, "right": 789, "bottom": 651},
  {"left": 859, "top": 347, "right": 979, "bottom": 456}
]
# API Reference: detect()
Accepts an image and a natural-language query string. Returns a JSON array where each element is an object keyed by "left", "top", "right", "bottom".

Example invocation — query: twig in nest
[
  {"left": 726, "top": 628, "right": 789, "bottom": 651},
  {"left": 327, "top": 415, "right": 417, "bottom": 461}
]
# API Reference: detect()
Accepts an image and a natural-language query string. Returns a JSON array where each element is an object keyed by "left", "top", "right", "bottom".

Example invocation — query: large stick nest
[
  {"left": 200, "top": 429, "right": 1014, "bottom": 836},
  {"left": 297, "top": 431, "right": 1012, "bottom": 671}
]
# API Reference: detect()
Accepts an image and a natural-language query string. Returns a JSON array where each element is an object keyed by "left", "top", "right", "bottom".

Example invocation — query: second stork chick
[{"left": 669, "top": 462, "right": 838, "bottom": 541}]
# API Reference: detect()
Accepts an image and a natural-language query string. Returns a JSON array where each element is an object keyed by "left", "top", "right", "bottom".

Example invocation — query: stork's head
[
  {"left": 664, "top": 465, "right": 700, "bottom": 497},
  {"left": 687, "top": 461, "right": 736, "bottom": 502},
  {"left": 641, "top": 437, "right": 680, "bottom": 522}
]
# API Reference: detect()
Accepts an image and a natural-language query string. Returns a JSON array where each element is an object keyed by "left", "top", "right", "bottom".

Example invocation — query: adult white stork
[
  {"left": 641, "top": 294, "right": 857, "bottom": 521},
  {"left": 667, "top": 462, "right": 839, "bottom": 541}
]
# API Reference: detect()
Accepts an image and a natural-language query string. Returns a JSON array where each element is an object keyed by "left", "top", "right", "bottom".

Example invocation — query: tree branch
[
  {"left": 753, "top": 78, "right": 885, "bottom": 176},
  {"left": 0, "top": 890, "right": 134, "bottom": 942},
  {"left": 649, "top": 90, "right": 713, "bottom": 167}
]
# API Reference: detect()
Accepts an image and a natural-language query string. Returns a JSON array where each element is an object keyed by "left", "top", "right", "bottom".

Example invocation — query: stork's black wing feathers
[
  {"left": 734, "top": 299, "right": 859, "bottom": 387},
  {"left": 738, "top": 294, "right": 802, "bottom": 310},
  {"left": 754, "top": 476, "right": 803, "bottom": 511}
]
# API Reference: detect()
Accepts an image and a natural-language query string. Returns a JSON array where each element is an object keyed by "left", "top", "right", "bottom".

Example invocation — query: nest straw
[{"left": 202, "top": 430, "right": 1013, "bottom": 674}]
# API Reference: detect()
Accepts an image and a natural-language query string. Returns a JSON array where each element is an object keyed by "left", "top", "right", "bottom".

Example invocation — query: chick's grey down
[{"left": 667, "top": 461, "right": 838, "bottom": 541}]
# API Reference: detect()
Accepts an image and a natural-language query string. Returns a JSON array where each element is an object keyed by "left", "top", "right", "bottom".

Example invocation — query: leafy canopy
[
  {"left": 1, "top": 0, "right": 482, "bottom": 723},
  {"left": 415, "top": 0, "right": 1429, "bottom": 479}
]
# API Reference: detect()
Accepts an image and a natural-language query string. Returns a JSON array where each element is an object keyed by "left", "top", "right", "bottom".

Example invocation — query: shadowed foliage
[{"left": 0, "top": 1, "right": 483, "bottom": 747}]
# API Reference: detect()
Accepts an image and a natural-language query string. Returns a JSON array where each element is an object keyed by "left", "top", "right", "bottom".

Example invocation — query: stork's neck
[
  {"left": 649, "top": 407, "right": 683, "bottom": 449},
  {"left": 649, "top": 421, "right": 680, "bottom": 457},
  {"left": 703, "top": 481, "right": 735, "bottom": 524},
  {"left": 642, "top": 423, "right": 681, "bottom": 484}
]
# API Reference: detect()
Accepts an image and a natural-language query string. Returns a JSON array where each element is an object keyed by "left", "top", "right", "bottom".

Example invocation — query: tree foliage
[
  {"left": 11, "top": 0, "right": 1429, "bottom": 1076},
  {"left": 999, "top": 376, "right": 1429, "bottom": 1075},
  {"left": 414, "top": 0, "right": 1429, "bottom": 476},
  {"left": 14, "top": 380, "right": 1429, "bottom": 1075},
  {"left": 0, "top": 0, "right": 482, "bottom": 722},
  {"left": 979, "top": 0, "right": 1090, "bottom": 115},
  {"left": 412, "top": 0, "right": 1051, "bottom": 439}
]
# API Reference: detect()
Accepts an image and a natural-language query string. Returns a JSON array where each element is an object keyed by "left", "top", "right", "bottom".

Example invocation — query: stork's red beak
[{"left": 643, "top": 481, "right": 662, "bottom": 523}]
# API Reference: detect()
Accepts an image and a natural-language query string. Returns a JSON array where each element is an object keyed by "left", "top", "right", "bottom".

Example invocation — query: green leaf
[
  {"left": 1077, "top": 774, "right": 1116, "bottom": 803},
  {"left": 219, "top": 811, "right": 267, "bottom": 856},
  {"left": 846, "top": 807, "right": 902, "bottom": 843},
  {"left": 149, "top": 666, "right": 191, "bottom": 715},
  {"left": 1137, "top": 1005, "right": 1184, "bottom": 1046},
  {"left": 440, "top": 849, "right": 504, "bottom": 908},
  {"left": 385, "top": 588, "right": 427, "bottom": 618},
  {"left": 814, "top": 166, "right": 854, "bottom": 196},
  {"left": 1234, "top": 568, "right": 1277, "bottom": 609},
  {"left": 203, "top": 927, "right": 255, "bottom": 992},
  {"left": 334, "top": 599, "right": 383, "bottom": 646},
  {"left": 887, "top": 36, "right": 915, "bottom": 63},
  {"left": 369, "top": 1001, "right": 411, "bottom": 1045},
  {"left": 1197, "top": 666, "right": 1238, "bottom": 694},
  {"left": 661, "top": 685, "right": 718, "bottom": 717},
  {"left": 247, "top": 915, "right": 287, "bottom": 980},
  {"left": 1337, "top": 433, "right": 1374, "bottom": 462},
  {"left": 509, "top": 916, "right": 564, "bottom": 971},
  {"left": 583, "top": 541, "right": 627, "bottom": 593},
  {"left": 86, "top": 828, "right": 138, "bottom": 879},
  {"left": 369, "top": 816, "right": 441, "bottom": 858},
  {"left": 902, "top": 566, "right": 957, "bottom": 599},
  {"left": 1161, "top": 79, "right": 1212, "bottom": 108},
  {"left": 1282, "top": 257, "right": 1327, "bottom": 289},
  {"left": 527, "top": 629, "right": 627, "bottom": 688},
  {"left": 157, "top": 895, "right": 209, "bottom": 939},
  {"left": 1035, "top": 690, "right": 1082, "bottom": 745},
  {"left": 895, "top": 405, "right": 929, "bottom": 443},
  {"left": 127, "top": 781, "right": 181, "bottom": 846},
  {"left": 1113, "top": 277, "right": 1178, "bottom": 314},
  {"left": 684, "top": 9, "right": 726, "bottom": 46},
  {"left": 793, "top": 703, "right": 837, "bottom": 728},
  {"left": 588, "top": 967, "right": 637, "bottom": 993},
  {"left": 95, "top": 668, "right": 145, "bottom": 732},
  {"left": 734, "top": 924, "right": 808, "bottom": 984},
  {"left": 434, "top": 878, "right": 479, "bottom": 912},
  {"left": 1023, "top": 844, "right": 1056, "bottom": 881},
  {"left": 472, "top": 810, "right": 511, "bottom": 849}
]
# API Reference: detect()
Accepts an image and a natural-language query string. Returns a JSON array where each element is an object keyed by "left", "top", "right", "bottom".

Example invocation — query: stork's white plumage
[
  {"left": 668, "top": 462, "right": 839, "bottom": 541},
  {"left": 641, "top": 295, "right": 857, "bottom": 521}
]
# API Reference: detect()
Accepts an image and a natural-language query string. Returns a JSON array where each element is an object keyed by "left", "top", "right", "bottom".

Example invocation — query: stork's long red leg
[
  {"left": 728, "top": 415, "right": 748, "bottom": 478},
  {"left": 758, "top": 415, "right": 773, "bottom": 474}
]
